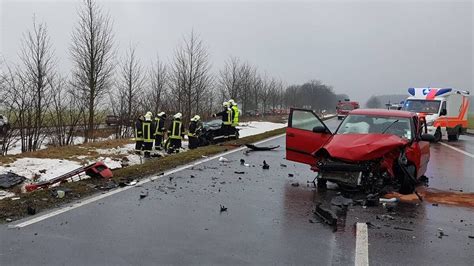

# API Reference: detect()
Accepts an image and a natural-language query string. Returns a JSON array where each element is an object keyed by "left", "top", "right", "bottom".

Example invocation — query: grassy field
[{"left": 468, "top": 113, "right": 474, "bottom": 129}]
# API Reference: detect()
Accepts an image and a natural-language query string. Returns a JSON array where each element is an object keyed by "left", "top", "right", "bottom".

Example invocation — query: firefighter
[
  {"left": 165, "top": 112, "right": 185, "bottom": 153},
  {"left": 213, "top": 101, "right": 233, "bottom": 138},
  {"left": 228, "top": 99, "right": 240, "bottom": 137},
  {"left": 188, "top": 115, "right": 202, "bottom": 149},
  {"left": 134, "top": 115, "right": 144, "bottom": 153},
  {"left": 142, "top": 112, "right": 154, "bottom": 158},
  {"left": 154, "top": 112, "right": 167, "bottom": 150}
]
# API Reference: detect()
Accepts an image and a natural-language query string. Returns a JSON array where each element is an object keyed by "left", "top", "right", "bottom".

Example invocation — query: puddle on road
[{"left": 385, "top": 187, "right": 474, "bottom": 208}]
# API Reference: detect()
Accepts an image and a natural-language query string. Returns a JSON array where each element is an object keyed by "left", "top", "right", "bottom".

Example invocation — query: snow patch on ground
[
  {"left": 0, "top": 190, "right": 16, "bottom": 200},
  {"left": 237, "top": 121, "right": 286, "bottom": 138},
  {"left": 0, "top": 158, "right": 82, "bottom": 181}
]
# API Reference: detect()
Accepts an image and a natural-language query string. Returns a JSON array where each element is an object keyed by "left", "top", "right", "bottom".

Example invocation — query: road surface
[{"left": 1, "top": 118, "right": 473, "bottom": 265}]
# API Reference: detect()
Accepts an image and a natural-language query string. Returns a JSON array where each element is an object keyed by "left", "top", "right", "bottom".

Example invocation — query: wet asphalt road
[{"left": 1, "top": 118, "right": 473, "bottom": 265}]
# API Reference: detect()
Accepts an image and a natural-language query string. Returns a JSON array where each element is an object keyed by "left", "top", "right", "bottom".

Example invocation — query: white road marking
[
  {"left": 355, "top": 222, "right": 369, "bottom": 266},
  {"left": 11, "top": 133, "right": 286, "bottom": 228},
  {"left": 439, "top": 142, "right": 474, "bottom": 159}
]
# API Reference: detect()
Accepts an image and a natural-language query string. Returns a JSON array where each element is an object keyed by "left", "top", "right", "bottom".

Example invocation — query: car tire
[
  {"left": 317, "top": 178, "right": 327, "bottom": 191},
  {"left": 447, "top": 129, "right": 460, "bottom": 141},
  {"left": 433, "top": 127, "right": 442, "bottom": 142}
]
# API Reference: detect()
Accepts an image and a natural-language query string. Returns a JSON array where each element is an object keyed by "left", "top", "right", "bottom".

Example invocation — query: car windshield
[
  {"left": 337, "top": 114, "right": 412, "bottom": 139},
  {"left": 403, "top": 99, "right": 440, "bottom": 114}
]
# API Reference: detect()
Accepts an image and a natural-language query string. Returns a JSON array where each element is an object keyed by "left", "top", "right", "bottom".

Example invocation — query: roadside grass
[
  {"left": 0, "top": 127, "right": 286, "bottom": 222},
  {"left": 468, "top": 113, "right": 474, "bottom": 129}
]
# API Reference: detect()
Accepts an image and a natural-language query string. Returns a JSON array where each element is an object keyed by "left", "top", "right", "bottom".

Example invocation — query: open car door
[{"left": 286, "top": 108, "right": 333, "bottom": 165}]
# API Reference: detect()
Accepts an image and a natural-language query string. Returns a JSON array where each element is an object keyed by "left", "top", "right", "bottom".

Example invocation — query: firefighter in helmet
[
  {"left": 228, "top": 99, "right": 240, "bottom": 138},
  {"left": 213, "top": 101, "right": 233, "bottom": 139},
  {"left": 134, "top": 115, "right": 144, "bottom": 153},
  {"left": 154, "top": 112, "right": 167, "bottom": 150},
  {"left": 165, "top": 112, "right": 185, "bottom": 153},
  {"left": 188, "top": 115, "right": 202, "bottom": 149},
  {"left": 142, "top": 112, "right": 154, "bottom": 158}
]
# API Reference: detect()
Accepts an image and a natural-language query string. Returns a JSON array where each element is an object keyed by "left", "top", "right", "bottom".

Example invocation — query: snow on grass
[
  {"left": 0, "top": 158, "right": 82, "bottom": 181},
  {"left": 237, "top": 121, "right": 286, "bottom": 138},
  {"left": 0, "top": 190, "right": 16, "bottom": 200}
]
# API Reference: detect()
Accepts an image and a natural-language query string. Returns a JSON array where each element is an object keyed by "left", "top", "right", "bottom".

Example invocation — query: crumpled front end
[{"left": 312, "top": 134, "right": 409, "bottom": 193}]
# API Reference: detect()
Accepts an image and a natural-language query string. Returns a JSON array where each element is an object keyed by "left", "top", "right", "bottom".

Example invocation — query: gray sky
[{"left": 1, "top": 0, "right": 472, "bottom": 102}]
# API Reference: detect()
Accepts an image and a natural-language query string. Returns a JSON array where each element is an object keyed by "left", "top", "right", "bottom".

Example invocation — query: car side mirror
[
  {"left": 421, "top": 134, "right": 435, "bottom": 142},
  {"left": 313, "top": 126, "right": 328, "bottom": 134},
  {"left": 440, "top": 109, "right": 447, "bottom": 116}
]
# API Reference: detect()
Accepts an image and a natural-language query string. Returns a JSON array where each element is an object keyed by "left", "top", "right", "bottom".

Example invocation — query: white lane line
[
  {"left": 355, "top": 222, "right": 369, "bottom": 266},
  {"left": 11, "top": 133, "right": 286, "bottom": 228},
  {"left": 439, "top": 142, "right": 474, "bottom": 159}
]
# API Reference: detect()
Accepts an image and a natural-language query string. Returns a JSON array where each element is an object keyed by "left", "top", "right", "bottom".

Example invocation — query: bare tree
[
  {"left": 17, "top": 18, "right": 56, "bottom": 152},
  {"left": 366, "top": 96, "right": 382, "bottom": 108},
  {"left": 219, "top": 56, "right": 242, "bottom": 100},
  {"left": 70, "top": 0, "right": 115, "bottom": 142},
  {"left": 48, "top": 76, "right": 85, "bottom": 146},
  {"left": 117, "top": 45, "right": 145, "bottom": 128},
  {"left": 146, "top": 55, "right": 168, "bottom": 115},
  {"left": 169, "top": 31, "right": 213, "bottom": 123}
]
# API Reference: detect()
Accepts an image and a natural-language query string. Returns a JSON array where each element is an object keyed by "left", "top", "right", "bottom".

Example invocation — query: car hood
[{"left": 316, "top": 134, "right": 409, "bottom": 162}]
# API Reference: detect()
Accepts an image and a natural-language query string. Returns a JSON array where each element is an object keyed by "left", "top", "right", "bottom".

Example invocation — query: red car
[{"left": 286, "top": 108, "right": 433, "bottom": 194}]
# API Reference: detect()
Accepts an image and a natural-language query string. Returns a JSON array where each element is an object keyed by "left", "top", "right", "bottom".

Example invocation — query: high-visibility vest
[
  {"left": 223, "top": 108, "right": 232, "bottom": 125},
  {"left": 231, "top": 105, "right": 239, "bottom": 126},
  {"left": 135, "top": 120, "right": 143, "bottom": 141},
  {"left": 169, "top": 120, "right": 182, "bottom": 140},
  {"left": 154, "top": 117, "right": 163, "bottom": 136},
  {"left": 142, "top": 121, "right": 153, "bottom": 143}
]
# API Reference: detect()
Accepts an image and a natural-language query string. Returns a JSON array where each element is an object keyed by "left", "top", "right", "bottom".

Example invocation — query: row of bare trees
[{"left": 0, "top": 0, "right": 342, "bottom": 155}]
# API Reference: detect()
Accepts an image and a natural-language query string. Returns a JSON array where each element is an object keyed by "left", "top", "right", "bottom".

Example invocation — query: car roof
[{"left": 349, "top": 108, "right": 415, "bottom": 118}]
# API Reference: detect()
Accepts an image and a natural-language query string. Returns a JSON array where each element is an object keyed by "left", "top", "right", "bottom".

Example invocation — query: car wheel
[
  {"left": 448, "top": 129, "right": 460, "bottom": 141},
  {"left": 317, "top": 178, "right": 327, "bottom": 191},
  {"left": 433, "top": 127, "right": 442, "bottom": 142}
]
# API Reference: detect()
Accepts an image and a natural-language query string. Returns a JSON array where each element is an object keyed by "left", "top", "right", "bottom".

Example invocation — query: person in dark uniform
[
  {"left": 187, "top": 115, "right": 202, "bottom": 149},
  {"left": 165, "top": 112, "right": 185, "bottom": 153},
  {"left": 153, "top": 112, "right": 166, "bottom": 150},
  {"left": 213, "top": 101, "right": 232, "bottom": 139},
  {"left": 134, "top": 115, "right": 144, "bottom": 154},
  {"left": 142, "top": 112, "right": 154, "bottom": 158}
]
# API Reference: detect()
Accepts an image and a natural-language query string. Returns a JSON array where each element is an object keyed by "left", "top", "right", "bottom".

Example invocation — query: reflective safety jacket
[
  {"left": 154, "top": 117, "right": 165, "bottom": 136},
  {"left": 142, "top": 120, "right": 153, "bottom": 143},
  {"left": 168, "top": 119, "right": 184, "bottom": 140},
  {"left": 231, "top": 105, "right": 239, "bottom": 126},
  {"left": 216, "top": 108, "right": 232, "bottom": 125},
  {"left": 135, "top": 119, "right": 143, "bottom": 141}
]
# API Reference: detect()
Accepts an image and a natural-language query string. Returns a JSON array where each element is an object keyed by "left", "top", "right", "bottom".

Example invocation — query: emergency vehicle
[
  {"left": 336, "top": 99, "right": 360, "bottom": 120},
  {"left": 403, "top": 88, "right": 470, "bottom": 142}
]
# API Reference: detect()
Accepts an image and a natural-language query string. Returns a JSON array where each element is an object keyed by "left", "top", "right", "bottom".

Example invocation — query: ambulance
[{"left": 402, "top": 88, "right": 470, "bottom": 142}]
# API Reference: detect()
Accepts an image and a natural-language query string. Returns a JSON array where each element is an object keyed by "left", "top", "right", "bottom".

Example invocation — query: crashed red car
[{"left": 286, "top": 108, "right": 434, "bottom": 194}]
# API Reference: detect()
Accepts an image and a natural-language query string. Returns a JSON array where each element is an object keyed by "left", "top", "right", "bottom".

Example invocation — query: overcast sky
[{"left": 1, "top": 0, "right": 472, "bottom": 102}]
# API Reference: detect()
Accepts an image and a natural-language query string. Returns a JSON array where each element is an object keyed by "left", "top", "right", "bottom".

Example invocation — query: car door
[
  {"left": 407, "top": 116, "right": 430, "bottom": 177},
  {"left": 286, "top": 108, "right": 333, "bottom": 165}
]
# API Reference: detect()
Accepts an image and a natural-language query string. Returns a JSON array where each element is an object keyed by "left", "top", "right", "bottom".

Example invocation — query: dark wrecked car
[
  {"left": 199, "top": 119, "right": 240, "bottom": 145},
  {"left": 286, "top": 108, "right": 434, "bottom": 194}
]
